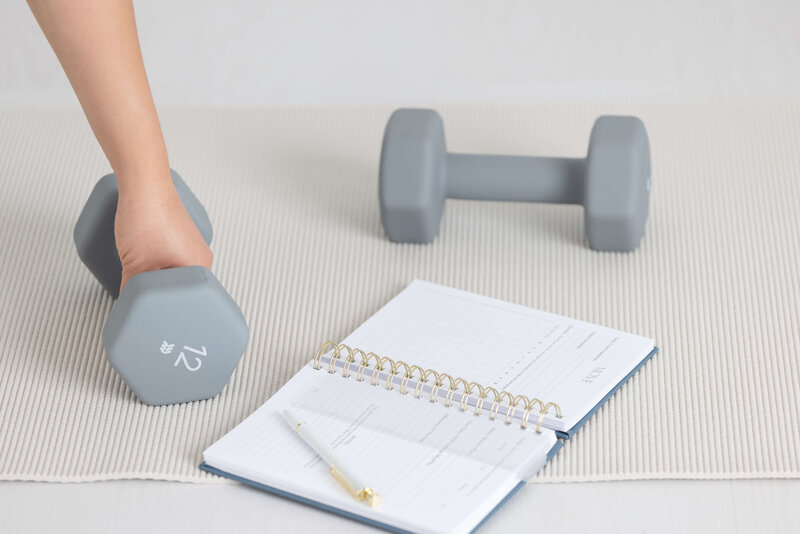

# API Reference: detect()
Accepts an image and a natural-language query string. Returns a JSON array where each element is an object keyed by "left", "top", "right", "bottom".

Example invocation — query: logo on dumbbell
[{"left": 160, "top": 340, "right": 207, "bottom": 372}]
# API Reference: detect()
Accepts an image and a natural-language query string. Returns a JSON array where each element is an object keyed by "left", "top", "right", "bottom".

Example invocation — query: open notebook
[{"left": 202, "top": 280, "right": 657, "bottom": 534}]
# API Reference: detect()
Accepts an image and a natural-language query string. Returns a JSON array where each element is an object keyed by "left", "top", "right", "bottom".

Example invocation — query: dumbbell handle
[{"left": 446, "top": 153, "right": 586, "bottom": 205}]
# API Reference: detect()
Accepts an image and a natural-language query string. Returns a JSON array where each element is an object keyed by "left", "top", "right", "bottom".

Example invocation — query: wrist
[{"left": 115, "top": 165, "right": 177, "bottom": 202}]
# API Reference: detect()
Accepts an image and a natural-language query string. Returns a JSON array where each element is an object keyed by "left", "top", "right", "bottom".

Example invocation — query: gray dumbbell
[
  {"left": 379, "top": 109, "right": 651, "bottom": 251},
  {"left": 74, "top": 170, "right": 249, "bottom": 405}
]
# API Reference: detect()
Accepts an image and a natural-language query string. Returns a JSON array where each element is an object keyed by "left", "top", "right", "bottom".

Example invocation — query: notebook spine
[{"left": 312, "top": 341, "right": 562, "bottom": 433}]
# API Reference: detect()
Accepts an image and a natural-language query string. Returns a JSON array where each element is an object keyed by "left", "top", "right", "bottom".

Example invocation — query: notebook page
[
  {"left": 203, "top": 364, "right": 556, "bottom": 534},
  {"left": 339, "top": 280, "right": 655, "bottom": 432}
]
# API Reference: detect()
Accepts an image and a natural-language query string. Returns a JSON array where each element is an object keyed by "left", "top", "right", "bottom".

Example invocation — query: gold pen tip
[{"left": 360, "top": 487, "right": 380, "bottom": 508}]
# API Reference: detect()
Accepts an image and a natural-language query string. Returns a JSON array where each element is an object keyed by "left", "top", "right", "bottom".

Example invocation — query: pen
[{"left": 282, "top": 408, "right": 381, "bottom": 507}]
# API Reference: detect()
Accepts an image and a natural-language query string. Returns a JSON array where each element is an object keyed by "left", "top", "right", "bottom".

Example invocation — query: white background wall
[{"left": 2, "top": 0, "right": 799, "bottom": 108}]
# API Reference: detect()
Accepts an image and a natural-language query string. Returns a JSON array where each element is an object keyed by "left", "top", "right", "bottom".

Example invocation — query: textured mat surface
[{"left": 0, "top": 104, "right": 798, "bottom": 482}]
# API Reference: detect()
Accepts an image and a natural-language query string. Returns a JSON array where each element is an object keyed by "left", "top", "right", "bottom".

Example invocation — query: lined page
[
  {"left": 204, "top": 365, "right": 556, "bottom": 534},
  {"left": 339, "top": 280, "right": 655, "bottom": 432}
]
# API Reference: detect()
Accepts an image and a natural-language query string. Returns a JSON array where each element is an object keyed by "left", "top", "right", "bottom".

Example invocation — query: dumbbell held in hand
[
  {"left": 379, "top": 109, "right": 651, "bottom": 251},
  {"left": 74, "top": 170, "right": 249, "bottom": 406}
]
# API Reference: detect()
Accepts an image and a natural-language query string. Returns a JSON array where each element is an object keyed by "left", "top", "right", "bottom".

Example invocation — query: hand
[
  {"left": 28, "top": 0, "right": 212, "bottom": 294},
  {"left": 115, "top": 172, "right": 213, "bottom": 293}
]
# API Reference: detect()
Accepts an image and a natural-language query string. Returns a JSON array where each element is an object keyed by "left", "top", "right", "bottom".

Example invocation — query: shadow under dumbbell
[
  {"left": 442, "top": 200, "right": 586, "bottom": 249},
  {"left": 524, "top": 204, "right": 586, "bottom": 249}
]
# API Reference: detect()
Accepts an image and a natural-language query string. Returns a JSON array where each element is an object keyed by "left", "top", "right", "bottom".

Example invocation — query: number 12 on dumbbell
[{"left": 160, "top": 340, "right": 207, "bottom": 372}]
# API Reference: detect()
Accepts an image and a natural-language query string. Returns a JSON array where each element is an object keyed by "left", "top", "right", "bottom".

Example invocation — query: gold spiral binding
[
  {"left": 489, "top": 390, "right": 512, "bottom": 421},
  {"left": 375, "top": 356, "right": 394, "bottom": 387},
  {"left": 313, "top": 341, "right": 338, "bottom": 370},
  {"left": 413, "top": 367, "right": 427, "bottom": 399},
  {"left": 389, "top": 361, "right": 409, "bottom": 392},
  {"left": 327, "top": 346, "right": 342, "bottom": 374},
  {"left": 312, "top": 341, "right": 563, "bottom": 434},
  {"left": 342, "top": 347, "right": 362, "bottom": 378},
  {"left": 537, "top": 402, "right": 563, "bottom": 433},
  {"left": 438, "top": 374, "right": 455, "bottom": 405},
  {"left": 498, "top": 391, "right": 517, "bottom": 424},
  {"left": 447, "top": 378, "right": 470, "bottom": 409},
  {"left": 403, "top": 365, "right": 425, "bottom": 396},
  {"left": 505, "top": 395, "right": 531, "bottom": 425},
  {"left": 400, "top": 364, "right": 423, "bottom": 395},
  {"left": 422, "top": 369, "right": 440, "bottom": 403},
  {"left": 356, "top": 352, "right": 381, "bottom": 382},
  {"left": 521, "top": 397, "right": 541, "bottom": 430},
  {"left": 467, "top": 382, "right": 484, "bottom": 414},
  {"left": 480, "top": 387, "right": 499, "bottom": 417}
]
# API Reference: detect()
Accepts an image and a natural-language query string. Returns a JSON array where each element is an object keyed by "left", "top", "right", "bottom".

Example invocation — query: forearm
[{"left": 27, "top": 0, "right": 170, "bottom": 195}]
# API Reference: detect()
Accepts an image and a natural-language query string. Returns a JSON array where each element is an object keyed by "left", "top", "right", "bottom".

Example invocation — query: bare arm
[{"left": 28, "top": 0, "right": 211, "bottom": 290}]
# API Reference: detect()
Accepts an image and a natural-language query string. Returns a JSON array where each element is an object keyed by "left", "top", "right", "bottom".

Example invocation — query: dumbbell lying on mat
[
  {"left": 379, "top": 109, "right": 651, "bottom": 252},
  {"left": 73, "top": 170, "right": 249, "bottom": 405}
]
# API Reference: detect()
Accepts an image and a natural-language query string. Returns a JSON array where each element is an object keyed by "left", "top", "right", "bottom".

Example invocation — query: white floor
[{"left": 1, "top": 479, "right": 796, "bottom": 533}]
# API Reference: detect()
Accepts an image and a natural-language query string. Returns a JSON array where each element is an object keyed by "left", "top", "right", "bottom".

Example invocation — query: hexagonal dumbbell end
[
  {"left": 74, "top": 169, "right": 213, "bottom": 298},
  {"left": 102, "top": 266, "right": 249, "bottom": 405},
  {"left": 584, "top": 116, "right": 651, "bottom": 252},
  {"left": 379, "top": 109, "right": 448, "bottom": 243}
]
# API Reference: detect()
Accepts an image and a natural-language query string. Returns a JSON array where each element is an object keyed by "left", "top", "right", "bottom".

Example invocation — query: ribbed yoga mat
[{"left": 0, "top": 104, "right": 798, "bottom": 482}]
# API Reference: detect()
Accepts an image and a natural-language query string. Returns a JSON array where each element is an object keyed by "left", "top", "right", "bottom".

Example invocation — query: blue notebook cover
[
  {"left": 199, "top": 440, "right": 562, "bottom": 534},
  {"left": 557, "top": 346, "right": 659, "bottom": 439}
]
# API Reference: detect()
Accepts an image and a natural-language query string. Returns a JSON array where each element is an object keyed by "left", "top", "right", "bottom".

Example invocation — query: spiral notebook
[{"left": 201, "top": 280, "right": 657, "bottom": 534}]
